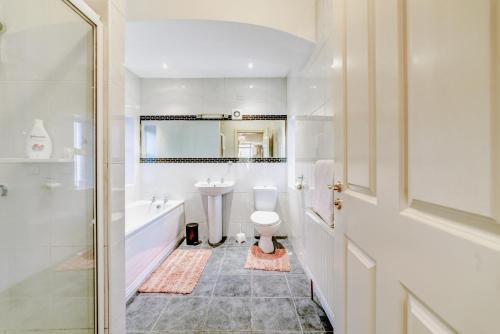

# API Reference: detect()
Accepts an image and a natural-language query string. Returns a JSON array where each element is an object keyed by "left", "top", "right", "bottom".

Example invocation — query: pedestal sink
[{"left": 195, "top": 180, "right": 235, "bottom": 245}]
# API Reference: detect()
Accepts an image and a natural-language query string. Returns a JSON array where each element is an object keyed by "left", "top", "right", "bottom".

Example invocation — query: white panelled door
[{"left": 330, "top": 0, "right": 500, "bottom": 333}]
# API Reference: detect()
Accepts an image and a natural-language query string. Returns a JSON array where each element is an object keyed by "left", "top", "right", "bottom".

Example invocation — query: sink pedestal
[
  {"left": 194, "top": 180, "right": 235, "bottom": 246},
  {"left": 207, "top": 194, "right": 223, "bottom": 244}
]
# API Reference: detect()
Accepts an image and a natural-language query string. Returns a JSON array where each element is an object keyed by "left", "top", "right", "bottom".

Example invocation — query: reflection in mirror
[{"left": 141, "top": 118, "right": 286, "bottom": 160}]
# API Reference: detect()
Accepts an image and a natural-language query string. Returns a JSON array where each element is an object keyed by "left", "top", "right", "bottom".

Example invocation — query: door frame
[{"left": 63, "top": 1, "right": 104, "bottom": 333}]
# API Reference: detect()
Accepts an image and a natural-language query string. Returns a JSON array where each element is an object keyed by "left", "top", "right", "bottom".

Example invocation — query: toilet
[{"left": 251, "top": 186, "right": 281, "bottom": 253}]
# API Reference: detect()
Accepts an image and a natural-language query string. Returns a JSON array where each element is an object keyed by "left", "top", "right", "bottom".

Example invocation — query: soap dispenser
[{"left": 26, "top": 119, "right": 53, "bottom": 159}]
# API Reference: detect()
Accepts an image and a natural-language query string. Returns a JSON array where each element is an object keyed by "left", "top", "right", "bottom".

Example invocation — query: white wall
[
  {"left": 286, "top": 0, "right": 335, "bottom": 257},
  {"left": 128, "top": 77, "right": 289, "bottom": 238},
  {"left": 127, "top": 0, "right": 317, "bottom": 42}
]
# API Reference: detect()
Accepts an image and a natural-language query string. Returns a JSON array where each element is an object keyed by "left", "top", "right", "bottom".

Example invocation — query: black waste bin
[{"left": 186, "top": 223, "right": 200, "bottom": 245}]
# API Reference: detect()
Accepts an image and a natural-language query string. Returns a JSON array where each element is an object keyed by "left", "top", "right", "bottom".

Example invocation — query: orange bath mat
[
  {"left": 139, "top": 249, "right": 212, "bottom": 294},
  {"left": 244, "top": 245, "right": 291, "bottom": 272}
]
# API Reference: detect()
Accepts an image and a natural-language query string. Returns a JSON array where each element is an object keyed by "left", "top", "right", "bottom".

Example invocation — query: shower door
[{"left": 0, "top": 0, "right": 98, "bottom": 333}]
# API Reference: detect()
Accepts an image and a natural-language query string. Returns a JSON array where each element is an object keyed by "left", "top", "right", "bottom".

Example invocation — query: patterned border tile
[
  {"left": 139, "top": 115, "right": 288, "bottom": 121},
  {"left": 140, "top": 158, "right": 287, "bottom": 164}
]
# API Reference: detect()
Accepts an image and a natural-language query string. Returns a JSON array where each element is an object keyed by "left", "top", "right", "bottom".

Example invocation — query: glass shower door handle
[{"left": 0, "top": 184, "right": 7, "bottom": 196}]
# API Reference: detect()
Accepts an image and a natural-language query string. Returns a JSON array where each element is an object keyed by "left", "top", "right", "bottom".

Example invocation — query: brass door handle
[
  {"left": 328, "top": 181, "right": 344, "bottom": 192},
  {"left": 334, "top": 198, "right": 343, "bottom": 210}
]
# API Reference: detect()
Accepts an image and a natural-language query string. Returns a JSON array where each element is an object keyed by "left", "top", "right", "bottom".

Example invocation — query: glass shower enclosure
[{"left": 0, "top": 0, "right": 98, "bottom": 332}]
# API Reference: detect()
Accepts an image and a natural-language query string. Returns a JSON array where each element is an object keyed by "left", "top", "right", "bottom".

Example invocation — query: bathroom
[
  {"left": 2, "top": 0, "right": 499, "bottom": 333},
  {"left": 123, "top": 15, "right": 336, "bottom": 333}
]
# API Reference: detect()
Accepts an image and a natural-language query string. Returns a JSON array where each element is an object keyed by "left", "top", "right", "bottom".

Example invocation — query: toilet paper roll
[{"left": 236, "top": 232, "right": 246, "bottom": 244}]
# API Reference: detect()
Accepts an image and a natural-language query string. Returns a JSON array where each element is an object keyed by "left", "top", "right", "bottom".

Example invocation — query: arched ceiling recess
[
  {"left": 127, "top": 0, "right": 316, "bottom": 42},
  {"left": 126, "top": 20, "right": 315, "bottom": 78}
]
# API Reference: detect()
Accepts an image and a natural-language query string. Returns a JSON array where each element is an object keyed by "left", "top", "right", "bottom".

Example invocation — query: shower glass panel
[{"left": 0, "top": 0, "right": 96, "bottom": 333}]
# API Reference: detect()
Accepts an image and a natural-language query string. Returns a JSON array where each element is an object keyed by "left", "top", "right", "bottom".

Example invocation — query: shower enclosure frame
[{"left": 62, "top": 1, "right": 105, "bottom": 333}]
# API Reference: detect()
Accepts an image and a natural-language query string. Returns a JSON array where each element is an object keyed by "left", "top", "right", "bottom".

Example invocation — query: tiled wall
[
  {"left": 125, "top": 77, "right": 289, "bottom": 237},
  {"left": 141, "top": 78, "right": 287, "bottom": 115},
  {"left": 125, "top": 70, "right": 141, "bottom": 205},
  {"left": 286, "top": 0, "right": 335, "bottom": 258},
  {"left": 139, "top": 163, "right": 289, "bottom": 238}
]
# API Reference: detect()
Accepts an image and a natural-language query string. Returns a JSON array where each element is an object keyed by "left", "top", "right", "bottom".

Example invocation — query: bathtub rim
[{"left": 125, "top": 199, "right": 184, "bottom": 238}]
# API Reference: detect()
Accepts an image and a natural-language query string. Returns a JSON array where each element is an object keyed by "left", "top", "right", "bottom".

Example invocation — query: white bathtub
[{"left": 125, "top": 200, "right": 185, "bottom": 300}]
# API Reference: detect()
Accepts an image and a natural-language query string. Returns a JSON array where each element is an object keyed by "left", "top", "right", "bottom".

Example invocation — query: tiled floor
[{"left": 126, "top": 237, "right": 334, "bottom": 334}]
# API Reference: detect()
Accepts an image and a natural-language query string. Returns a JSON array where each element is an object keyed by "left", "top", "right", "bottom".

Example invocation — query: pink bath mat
[
  {"left": 245, "top": 245, "right": 291, "bottom": 272},
  {"left": 139, "top": 249, "right": 212, "bottom": 294}
]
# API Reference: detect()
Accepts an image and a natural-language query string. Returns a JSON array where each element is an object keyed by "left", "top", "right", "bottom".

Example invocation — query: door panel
[
  {"left": 407, "top": 295, "right": 456, "bottom": 334},
  {"left": 346, "top": 241, "right": 376, "bottom": 334},
  {"left": 345, "top": 0, "right": 376, "bottom": 193},
  {"left": 407, "top": 0, "right": 495, "bottom": 218}
]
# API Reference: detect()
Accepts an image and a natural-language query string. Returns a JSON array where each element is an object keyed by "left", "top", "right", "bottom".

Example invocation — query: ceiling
[{"left": 125, "top": 20, "right": 315, "bottom": 78}]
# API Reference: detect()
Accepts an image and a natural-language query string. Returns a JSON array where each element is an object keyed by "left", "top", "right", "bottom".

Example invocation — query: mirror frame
[{"left": 139, "top": 115, "right": 288, "bottom": 163}]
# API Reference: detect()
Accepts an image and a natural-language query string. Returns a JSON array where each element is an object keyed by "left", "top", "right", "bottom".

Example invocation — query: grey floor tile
[
  {"left": 294, "top": 298, "right": 325, "bottom": 332},
  {"left": 225, "top": 247, "right": 251, "bottom": 259},
  {"left": 153, "top": 297, "right": 210, "bottom": 331},
  {"left": 286, "top": 274, "right": 311, "bottom": 297},
  {"left": 220, "top": 256, "right": 252, "bottom": 275},
  {"left": 126, "top": 294, "right": 168, "bottom": 331},
  {"left": 151, "top": 331, "right": 207, "bottom": 333},
  {"left": 255, "top": 332, "right": 301, "bottom": 334},
  {"left": 205, "top": 297, "right": 252, "bottom": 331},
  {"left": 202, "top": 256, "right": 223, "bottom": 278},
  {"left": 251, "top": 298, "right": 301, "bottom": 332},
  {"left": 190, "top": 277, "right": 217, "bottom": 297},
  {"left": 289, "top": 258, "right": 305, "bottom": 274},
  {"left": 214, "top": 274, "right": 251, "bottom": 297},
  {"left": 252, "top": 275, "right": 291, "bottom": 297}
]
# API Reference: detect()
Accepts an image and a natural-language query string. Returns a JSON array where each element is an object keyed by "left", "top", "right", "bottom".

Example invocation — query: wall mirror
[{"left": 140, "top": 115, "right": 287, "bottom": 162}]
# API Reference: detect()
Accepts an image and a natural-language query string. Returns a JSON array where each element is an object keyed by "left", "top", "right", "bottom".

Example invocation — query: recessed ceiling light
[
  {"left": 248, "top": 62, "right": 254, "bottom": 69},
  {"left": 162, "top": 63, "right": 168, "bottom": 69},
  {"left": 249, "top": 85, "right": 254, "bottom": 89}
]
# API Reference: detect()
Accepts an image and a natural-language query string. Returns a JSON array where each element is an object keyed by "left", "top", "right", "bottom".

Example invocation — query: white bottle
[{"left": 26, "top": 119, "right": 52, "bottom": 159}]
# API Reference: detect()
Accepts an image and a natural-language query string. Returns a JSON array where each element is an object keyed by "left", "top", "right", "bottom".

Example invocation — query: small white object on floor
[{"left": 236, "top": 232, "right": 246, "bottom": 244}]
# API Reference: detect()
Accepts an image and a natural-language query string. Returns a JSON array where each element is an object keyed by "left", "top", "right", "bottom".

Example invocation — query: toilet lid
[{"left": 251, "top": 211, "right": 280, "bottom": 226}]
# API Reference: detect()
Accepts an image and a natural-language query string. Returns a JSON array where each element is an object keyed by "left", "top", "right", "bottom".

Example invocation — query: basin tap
[
  {"left": 151, "top": 195, "right": 156, "bottom": 203},
  {"left": 162, "top": 195, "right": 169, "bottom": 204},
  {"left": 207, "top": 177, "right": 211, "bottom": 184},
  {"left": 220, "top": 177, "right": 225, "bottom": 183}
]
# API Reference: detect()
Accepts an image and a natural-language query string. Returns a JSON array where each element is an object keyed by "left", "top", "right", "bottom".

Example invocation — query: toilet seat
[{"left": 251, "top": 211, "right": 280, "bottom": 226}]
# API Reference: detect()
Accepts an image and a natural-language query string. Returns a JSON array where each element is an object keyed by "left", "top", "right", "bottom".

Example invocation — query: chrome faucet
[
  {"left": 151, "top": 195, "right": 156, "bottom": 203},
  {"left": 207, "top": 177, "right": 211, "bottom": 184},
  {"left": 162, "top": 195, "right": 169, "bottom": 204},
  {"left": 0, "top": 184, "right": 7, "bottom": 197}
]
